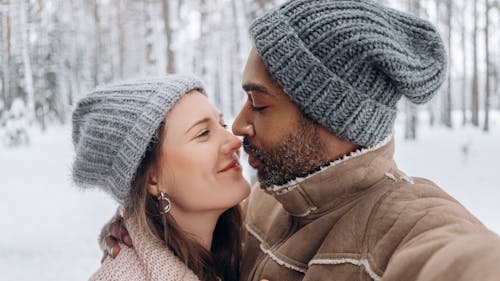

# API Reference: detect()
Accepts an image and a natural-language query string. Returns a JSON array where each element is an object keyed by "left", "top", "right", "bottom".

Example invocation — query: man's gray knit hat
[
  {"left": 250, "top": 0, "right": 447, "bottom": 147},
  {"left": 72, "top": 75, "right": 205, "bottom": 205}
]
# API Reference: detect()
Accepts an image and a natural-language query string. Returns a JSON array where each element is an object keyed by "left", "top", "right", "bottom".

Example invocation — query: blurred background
[{"left": 0, "top": 0, "right": 499, "bottom": 280}]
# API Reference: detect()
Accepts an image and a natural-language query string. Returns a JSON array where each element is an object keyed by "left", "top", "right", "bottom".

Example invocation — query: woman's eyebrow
[{"left": 185, "top": 118, "right": 210, "bottom": 134}]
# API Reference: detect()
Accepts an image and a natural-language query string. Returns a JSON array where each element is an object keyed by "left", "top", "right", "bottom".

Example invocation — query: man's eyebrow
[{"left": 242, "top": 83, "right": 270, "bottom": 95}]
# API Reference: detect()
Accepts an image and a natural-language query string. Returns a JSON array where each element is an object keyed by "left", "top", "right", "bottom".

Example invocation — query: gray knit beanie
[
  {"left": 72, "top": 75, "right": 205, "bottom": 205},
  {"left": 250, "top": 0, "right": 447, "bottom": 147}
]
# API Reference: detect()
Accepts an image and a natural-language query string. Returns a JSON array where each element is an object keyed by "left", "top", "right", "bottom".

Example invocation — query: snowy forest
[
  {"left": 0, "top": 0, "right": 499, "bottom": 146},
  {"left": 1, "top": 1, "right": 499, "bottom": 280}
]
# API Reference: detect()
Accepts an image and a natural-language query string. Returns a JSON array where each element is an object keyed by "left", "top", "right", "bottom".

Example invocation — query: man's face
[{"left": 232, "top": 48, "right": 328, "bottom": 188}]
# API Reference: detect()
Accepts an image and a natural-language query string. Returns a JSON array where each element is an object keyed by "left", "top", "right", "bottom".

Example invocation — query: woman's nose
[{"left": 221, "top": 130, "right": 242, "bottom": 155}]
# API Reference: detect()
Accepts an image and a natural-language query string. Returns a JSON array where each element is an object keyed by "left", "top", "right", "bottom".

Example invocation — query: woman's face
[{"left": 151, "top": 91, "right": 250, "bottom": 214}]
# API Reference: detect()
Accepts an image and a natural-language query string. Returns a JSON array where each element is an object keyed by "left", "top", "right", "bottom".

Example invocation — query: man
[{"left": 103, "top": 0, "right": 500, "bottom": 280}]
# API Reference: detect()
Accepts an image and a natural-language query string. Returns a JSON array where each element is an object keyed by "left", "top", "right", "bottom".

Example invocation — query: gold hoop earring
[{"left": 158, "top": 192, "right": 171, "bottom": 214}]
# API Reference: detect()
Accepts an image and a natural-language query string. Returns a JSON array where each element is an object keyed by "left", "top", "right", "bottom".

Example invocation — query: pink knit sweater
[{"left": 90, "top": 217, "right": 199, "bottom": 281}]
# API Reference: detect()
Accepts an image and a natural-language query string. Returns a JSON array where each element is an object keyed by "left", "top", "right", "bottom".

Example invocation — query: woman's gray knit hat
[
  {"left": 250, "top": 0, "right": 447, "bottom": 147},
  {"left": 72, "top": 75, "right": 205, "bottom": 205}
]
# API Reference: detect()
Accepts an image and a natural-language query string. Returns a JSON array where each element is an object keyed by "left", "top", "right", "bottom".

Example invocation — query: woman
[{"left": 72, "top": 75, "right": 251, "bottom": 281}]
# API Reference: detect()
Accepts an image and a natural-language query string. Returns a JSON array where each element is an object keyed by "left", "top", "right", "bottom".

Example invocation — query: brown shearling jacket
[{"left": 240, "top": 138, "right": 500, "bottom": 281}]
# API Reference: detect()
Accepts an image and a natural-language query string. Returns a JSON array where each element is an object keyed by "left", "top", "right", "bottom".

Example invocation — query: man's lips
[
  {"left": 247, "top": 154, "right": 262, "bottom": 169},
  {"left": 242, "top": 139, "right": 263, "bottom": 169},
  {"left": 219, "top": 159, "right": 241, "bottom": 173}
]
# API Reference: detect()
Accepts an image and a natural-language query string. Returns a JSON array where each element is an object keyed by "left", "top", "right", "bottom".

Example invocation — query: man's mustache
[{"left": 242, "top": 138, "right": 263, "bottom": 160}]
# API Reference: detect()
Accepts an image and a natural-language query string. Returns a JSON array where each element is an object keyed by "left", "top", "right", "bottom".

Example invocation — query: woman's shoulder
[
  {"left": 88, "top": 241, "right": 199, "bottom": 281},
  {"left": 90, "top": 245, "right": 146, "bottom": 281},
  {"left": 124, "top": 217, "right": 200, "bottom": 281}
]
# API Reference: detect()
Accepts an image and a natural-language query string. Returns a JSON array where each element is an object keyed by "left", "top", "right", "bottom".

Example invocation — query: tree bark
[
  {"left": 428, "top": 0, "right": 442, "bottom": 127},
  {"left": 162, "top": 0, "right": 175, "bottom": 74},
  {"left": 471, "top": 0, "right": 480, "bottom": 126},
  {"left": 19, "top": 0, "right": 35, "bottom": 124},
  {"left": 199, "top": 0, "right": 208, "bottom": 79},
  {"left": 461, "top": 0, "right": 467, "bottom": 126},
  {"left": 483, "top": 0, "right": 491, "bottom": 131},
  {"left": 198, "top": 0, "right": 215, "bottom": 102},
  {"left": 144, "top": 1, "right": 156, "bottom": 74},
  {"left": 1, "top": 3, "right": 11, "bottom": 104},
  {"left": 230, "top": 0, "right": 245, "bottom": 116},
  {"left": 443, "top": 0, "right": 452, "bottom": 127},
  {"left": 115, "top": 0, "right": 124, "bottom": 78},
  {"left": 404, "top": 0, "right": 420, "bottom": 140},
  {"left": 93, "top": 0, "right": 101, "bottom": 86}
]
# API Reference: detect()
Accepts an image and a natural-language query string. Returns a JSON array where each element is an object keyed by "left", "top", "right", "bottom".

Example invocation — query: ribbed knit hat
[
  {"left": 72, "top": 75, "right": 205, "bottom": 205},
  {"left": 250, "top": 0, "right": 447, "bottom": 147}
]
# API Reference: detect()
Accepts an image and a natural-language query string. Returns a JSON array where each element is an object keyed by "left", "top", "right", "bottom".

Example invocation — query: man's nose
[{"left": 232, "top": 109, "right": 255, "bottom": 137}]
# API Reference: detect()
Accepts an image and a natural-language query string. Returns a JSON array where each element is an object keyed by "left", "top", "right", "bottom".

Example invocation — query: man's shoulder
[
  {"left": 365, "top": 175, "right": 486, "bottom": 263},
  {"left": 373, "top": 175, "right": 465, "bottom": 217}
]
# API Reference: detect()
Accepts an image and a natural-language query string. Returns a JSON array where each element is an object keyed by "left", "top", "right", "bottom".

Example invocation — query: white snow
[
  {"left": 394, "top": 111, "right": 500, "bottom": 234},
  {"left": 0, "top": 127, "right": 116, "bottom": 281},
  {"left": 0, "top": 111, "right": 499, "bottom": 281}
]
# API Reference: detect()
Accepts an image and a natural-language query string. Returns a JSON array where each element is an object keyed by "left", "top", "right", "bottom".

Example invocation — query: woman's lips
[{"left": 219, "top": 159, "right": 241, "bottom": 173}]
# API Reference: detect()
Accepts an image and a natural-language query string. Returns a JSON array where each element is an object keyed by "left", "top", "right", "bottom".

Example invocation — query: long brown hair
[{"left": 128, "top": 122, "right": 243, "bottom": 281}]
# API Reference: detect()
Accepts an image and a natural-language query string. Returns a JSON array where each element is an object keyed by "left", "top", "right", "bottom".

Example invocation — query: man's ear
[{"left": 146, "top": 165, "right": 160, "bottom": 197}]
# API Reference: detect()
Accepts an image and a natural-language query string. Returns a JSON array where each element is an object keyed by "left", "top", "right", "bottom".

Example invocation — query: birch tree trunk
[
  {"left": 471, "top": 0, "right": 480, "bottom": 126},
  {"left": 212, "top": 0, "right": 222, "bottom": 110},
  {"left": 0, "top": 12, "right": 3, "bottom": 103},
  {"left": 198, "top": 0, "right": 214, "bottom": 102},
  {"left": 93, "top": 0, "right": 101, "bottom": 86},
  {"left": 115, "top": 0, "right": 124, "bottom": 78},
  {"left": 443, "top": 0, "right": 452, "bottom": 127},
  {"left": 461, "top": 0, "right": 467, "bottom": 126},
  {"left": 144, "top": 1, "right": 156, "bottom": 75},
  {"left": 163, "top": 0, "right": 175, "bottom": 74},
  {"left": 68, "top": 0, "right": 80, "bottom": 106},
  {"left": 1, "top": 3, "right": 11, "bottom": 104},
  {"left": 230, "top": 0, "right": 246, "bottom": 116},
  {"left": 497, "top": 1, "right": 500, "bottom": 109},
  {"left": 404, "top": 0, "right": 419, "bottom": 140},
  {"left": 19, "top": 0, "right": 35, "bottom": 124},
  {"left": 484, "top": 0, "right": 491, "bottom": 131},
  {"left": 427, "top": 0, "right": 441, "bottom": 127}
]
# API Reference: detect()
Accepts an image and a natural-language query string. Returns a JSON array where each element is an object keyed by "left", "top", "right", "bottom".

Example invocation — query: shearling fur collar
[{"left": 262, "top": 135, "right": 396, "bottom": 217}]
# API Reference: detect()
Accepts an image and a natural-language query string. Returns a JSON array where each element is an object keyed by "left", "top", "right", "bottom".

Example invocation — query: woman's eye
[
  {"left": 221, "top": 123, "right": 228, "bottom": 129},
  {"left": 197, "top": 130, "right": 209, "bottom": 138}
]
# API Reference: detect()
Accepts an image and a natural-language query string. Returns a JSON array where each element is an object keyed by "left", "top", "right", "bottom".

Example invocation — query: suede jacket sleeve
[{"left": 376, "top": 179, "right": 500, "bottom": 281}]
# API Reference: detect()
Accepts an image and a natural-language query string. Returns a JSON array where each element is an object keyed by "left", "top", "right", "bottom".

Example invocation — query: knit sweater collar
[
  {"left": 261, "top": 135, "right": 396, "bottom": 218},
  {"left": 125, "top": 217, "right": 200, "bottom": 280}
]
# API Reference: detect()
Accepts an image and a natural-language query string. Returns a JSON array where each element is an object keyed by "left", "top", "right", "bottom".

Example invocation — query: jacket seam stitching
[
  {"left": 362, "top": 182, "right": 401, "bottom": 275},
  {"left": 259, "top": 244, "right": 307, "bottom": 273},
  {"left": 245, "top": 223, "right": 265, "bottom": 244},
  {"left": 291, "top": 185, "right": 319, "bottom": 217},
  {"left": 247, "top": 224, "right": 383, "bottom": 278},
  {"left": 308, "top": 258, "right": 381, "bottom": 281},
  {"left": 246, "top": 223, "right": 308, "bottom": 274}
]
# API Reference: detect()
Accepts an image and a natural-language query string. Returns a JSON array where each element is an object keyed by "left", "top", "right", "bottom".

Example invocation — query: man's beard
[{"left": 243, "top": 117, "right": 329, "bottom": 189}]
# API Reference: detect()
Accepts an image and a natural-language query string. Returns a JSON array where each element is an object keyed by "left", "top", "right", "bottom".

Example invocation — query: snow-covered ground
[
  {"left": 394, "top": 112, "right": 500, "bottom": 234},
  {"left": 0, "top": 111, "right": 499, "bottom": 281},
  {"left": 0, "top": 127, "right": 116, "bottom": 280}
]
